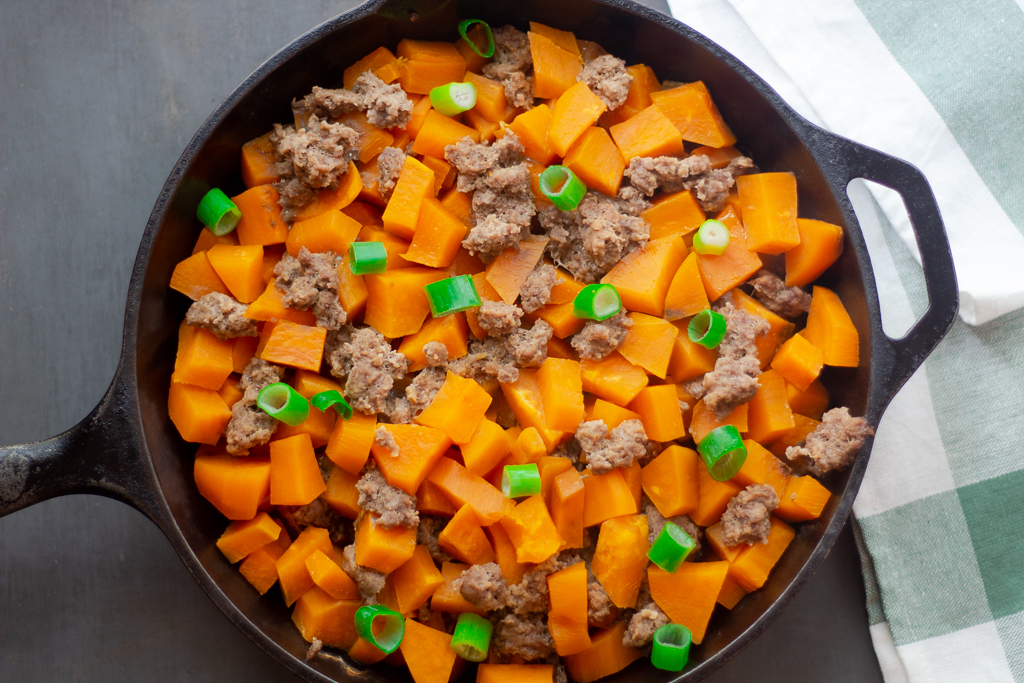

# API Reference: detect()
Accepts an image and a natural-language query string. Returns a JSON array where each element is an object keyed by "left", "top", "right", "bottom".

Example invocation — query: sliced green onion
[
  {"left": 256, "top": 383, "right": 309, "bottom": 426},
  {"left": 451, "top": 612, "right": 493, "bottom": 662},
  {"left": 457, "top": 19, "right": 495, "bottom": 58},
  {"left": 424, "top": 275, "right": 482, "bottom": 317},
  {"left": 430, "top": 82, "right": 478, "bottom": 117},
  {"left": 573, "top": 283, "right": 622, "bottom": 321},
  {"left": 539, "top": 165, "right": 587, "bottom": 211},
  {"left": 501, "top": 464, "right": 541, "bottom": 498},
  {"left": 692, "top": 219, "right": 730, "bottom": 256},
  {"left": 697, "top": 425, "right": 747, "bottom": 482},
  {"left": 647, "top": 522, "right": 697, "bottom": 573},
  {"left": 310, "top": 390, "right": 353, "bottom": 420},
  {"left": 349, "top": 241, "right": 388, "bottom": 275},
  {"left": 354, "top": 605, "right": 405, "bottom": 654},
  {"left": 688, "top": 309, "right": 727, "bottom": 349},
  {"left": 651, "top": 623, "right": 692, "bottom": 672},
  {"left": 196, "top": 188, "right": 242, "bottom": 236}
]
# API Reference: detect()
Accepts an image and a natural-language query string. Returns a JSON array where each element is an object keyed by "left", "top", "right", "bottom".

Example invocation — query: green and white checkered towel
[{"left": 666, "top": 1, "right": 1024, "bottom": 680}]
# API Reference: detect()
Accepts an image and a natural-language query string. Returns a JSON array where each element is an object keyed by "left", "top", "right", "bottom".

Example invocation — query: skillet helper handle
[
  {"left": 822, "top": 132, "right": 959, "bottom": 404},
  {"left": 0, "top": 370, "right": 163, "bottom": 520}
]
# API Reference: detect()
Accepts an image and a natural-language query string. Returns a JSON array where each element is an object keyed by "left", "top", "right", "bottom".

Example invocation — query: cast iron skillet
[{"left": 0, "top": 0, "right": 958, "bottom": 680}]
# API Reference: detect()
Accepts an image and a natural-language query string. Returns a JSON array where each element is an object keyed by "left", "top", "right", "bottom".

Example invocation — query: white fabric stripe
[
  {"left": 676, "top": 0, "right": 1024, "bottom": 325},
  {"left": 897, "top": 621, "right": 1015, "bottom": 683},
  {"left": 665, "top": 0, "right": 821, "bottom": 126},
  {"left": 871, "top": 622, "right": 911, "bottom": 683}
]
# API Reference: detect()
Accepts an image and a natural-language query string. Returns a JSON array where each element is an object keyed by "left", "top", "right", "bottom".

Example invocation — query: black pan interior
[{"left": 132, "top": 0, "right": 873, "bottom": 680}]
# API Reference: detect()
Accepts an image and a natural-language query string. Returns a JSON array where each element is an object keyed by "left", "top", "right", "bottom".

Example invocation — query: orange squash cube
[
  {"left": 426, "top": 457, "right": 515, "bottom": 525},
  {"left": 608, "top": 105, "right": 684, "bottom": 161},
  {"left": 581, "top": 468, "right": 638, "bottom": 527},
  {"left": 382, "top": 156, "right": 436, "bottom": 240},
  {"left": 695, "top": 206, "right": 763, "bottom": 301},
  {"left": 642, "top": 190, "right": 706, "bottom": 240},
  {"left": 689, "top": 460, "right": 744, "bottom": 527},
  {"left": 530, "top": 31, "right": 582, "bottom": 99},
  {"left": 286, "top": 207, "right": 362, "bottom": 257},
  {"left": 547, "top": 83, "right": 607, "bottom": 157},
  {"left": 729, "top": 517, "right": 795, "bottom": 591},
  {"left": 393, "top": 545, "right": 445, "bottom": 614},
  {"left": 240, "top": 132, "right": 282, "bottom": 189},
  {"left": 193, "top": 454, "right": 270, "bottom": 519},
  {"left": 355, "top": 513, "right": 417, "bottom": 574},
  {"left": 169, "top": 251, "right": 231, "bottom": 301},
  {"left": 172, "top": 323, "right": 235, "bottom": 391},
  {"left": 325, "top": 410, "right": 377, "bottom": 475},
  {"left": 736, "top": 172, "right": 800, "bottom": 254},
  {"left": 291, "top": 588, "right": 360, "bottom": 648},
  {"left": 438, "top": 503, "right": 496, "bottom": 565},
  {"left": 733, "top": 439, "right": 791, "bottom": 498},
  {"left": 616, "top": 312, "right": 678, "bottom": 379},
  {"left": 664, "top": 252, "right": 710, "bottom": 321},
  {"left": 641, "top": 445, "right": 700, "bottom": 517},
  {"left": 410, "top": 109, "right": 480, "bottom": 160},
  {"left": 629, "top": 384, "right": 686, "bottom": 441},
  {"left": 259, "top": 321, "right": 327, "bottom": 371},
  {"left": 563, "top": 622, "right": 641, "bottom": 683},
  {"left": 499, "top": 494, "right": 564, "bottom": 563},
  {"left": 547, "top": 561, "right": 592, "bottom": 656},
  {"left": 460, "top": 419, "right": 512, "bottom": 477},
  {"left": 305, "top": 548, "right": 360, "bottom": 601},
  {"left": 786, "top": 218, "right": 844, "bottom": 287},
  {"left": 396, "top": 39, "right": 467, "bottom": 94},
  {"left": 397, "top": 313, "right": 469, "bottom": 372},
  {"left": 536, "top": 357, "right": 585, "bottom": 433},
  {"left": 343, "top": 46, "right": 401, "bottom": 89},
  {"left": 550, "top": 468, "right": 586, "bottom": 548},
  {"left": 415, "top": 372, "right": 492, "bottom": 445},
  {"left": 370, "top": 423, "right": 452, "bottom": 495},
  {"left": 170, "top": 382, "right": 232, "bottom": 445},
  {"left": 403, "top": 197, "right": 467, "bottom": 269},
  {"left": 745, "top": 369, "right": 796, "bottom": 444},
  {"left": 276, "top": 526, "right": 333, "bottom": 606},
  {"left": 648, "top": 561, "right": 729, "bottom": 644},
  {"left": 205, "top": 244, "right": 264, "bottom": 304},
  {"left": 591, "top": 515, "right": 649, "bottom": 609},
  {"left": 269, "top": 433, "right": 326, "bottom": 506},
  {"left": 802, "top": 286, "right": 860, "bottom": 367},
  {"left": 509, "top": 104, "right": 558, "bottom": 165},
  {"left": 233, "top": 185, "right": 288, "bottom": 246},
  {"left": 500, "top": 369, "right": 569, "bottom": 452},
  {"left": 601, "top": 235, "right": 686, "bottom": 317},
  {"left": 775, "top": 475, "right": 831, "bottom": 522},
  {"left": 668, "top": 321, "right": 718, "bottom": 382},
  {"left": 649, "top": 81, "right": 736, "bottom": 148},
  {"left": 562, "top": 126, "right": 625, "bottom": 197},
  {"left": 215, "top": 511, "right": 282, "bottom": 563},
  {"left": 580, "top": 351, "right": 649, "bottom": 406}
]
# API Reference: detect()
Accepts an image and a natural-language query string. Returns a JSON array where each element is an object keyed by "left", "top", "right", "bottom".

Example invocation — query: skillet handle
[
  {"left": 0, "top": 367, "right": 163, "bottom": 520},
  {"left": 816, "top": 131, "right": 959, "bottom": 405}
]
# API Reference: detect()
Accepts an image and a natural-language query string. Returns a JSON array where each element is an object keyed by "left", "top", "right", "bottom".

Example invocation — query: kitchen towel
[{"left": 665, "top": 1, "right": 1024, "bottom": 681}]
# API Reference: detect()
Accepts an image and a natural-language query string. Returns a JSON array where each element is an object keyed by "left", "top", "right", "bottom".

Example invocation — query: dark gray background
[{"left": 0, "top": 0, "right": 885, "bottom": 680}]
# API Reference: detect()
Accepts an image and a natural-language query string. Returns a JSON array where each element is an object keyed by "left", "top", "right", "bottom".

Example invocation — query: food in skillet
[{"left": 167, "top": 19, "right": 873, "bottom": 682}]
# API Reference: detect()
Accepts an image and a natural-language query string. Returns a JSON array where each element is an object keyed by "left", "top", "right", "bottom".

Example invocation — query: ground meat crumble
[
  {"left": 224, "top": 358, "right": 285, "bottom": 454},
  {"left": 748, "top": 270, "right": 813, "bottom": 318},
  {"left": 493, "top": 613, "right": 555, "bottom": 662},
  {"left": 477, "top": 300, "right": 524, "bottom": 337},
  {"left": 506, "top": 320, "right": 553, "bottom": 368},
  {"left": 721, "top": 484, "right": 780, "bottom": 546},
  {"left": 355, "top": 466, "right": 419, "bottom": 528},
  {"left": 405, "top": 366, "right": 446, "bottom": 413},
  {"left": 447, "top": 337, "right": 519, "bottom": 391},
  {"left": 588, "top": 575, "right": 617, "bottom": 626},
  {"left": 571, "top": 311, "right": 632, "bottom": 360},
  {"left": 577, "top": 54, "right": 632, "bottom": 110},
  {"left": 417, "top": 517, "right": 451, "bottom": 563},
  {"left": 625, "top": 154, "right": 755, "bottom": 213},
  {"left": 293, "top": 73, "right": 414, "bottom": 130},
  {"left": 542, "top": 192, "right": 650, "bottom": 283},
  {"left": 341, "top": 543, "right": 386, "bottom": 603},
  {"left": 701, "top": 302, "right": 770, "bottom": 421},
  {"left": 786, "top": 407, "right": 874, "bottom": 475},
  {"left": 374, "top": 426, "right": 399, "bottom": 458},
  {"left": 376, "top": 146, "right": 406, "bottom": 199},
  {"left": 456, "top": 562, "right": 510, "bottom": 611},
  {"left": 576, "top": 419, "right": 648, "bottom": 474},
  {"left": 270, "top": 115, "right": 360, "bottom": 221},
  {"left": 520, "top": 263, "right": 559, "bottom": 314},
  {"left": 445, "top": 133, "right": 536, "bottom": 261},
  {"left": 482, "top": 25, "right": 534, "bottom": 109},
  {"left": 623, "top": 602, "right": 670, "bottom": 648},
  {"left": 274, "top": 247, "right": 346, "bottom": 330},
  {"left": 291, "top": 494, "right": 354, "bottom": 547},
  {"left": 185, "top": 292, "right": 258, "bottom": 339},
  {"left": 324, "top": 326, "right": 408, "bottom": 414}
]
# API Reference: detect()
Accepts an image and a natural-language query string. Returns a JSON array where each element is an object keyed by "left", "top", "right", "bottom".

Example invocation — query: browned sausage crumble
[
  {"left": 748, "top": 270, "right": 813, "bottom": 318},
  {"left": 721, "top": 484, "right": 780, "bottom": 546},
  {"left": 224, "top": 358, "right": 285, "bottom": 454},
  {"left": 701, "top": 302, "right": 771, "bottom": 421},
  {"left": 185, "top": 292, "right": 258, "bottom": 339},
  {"left": 786, "top": 407, "right": 874, "bottom": 475}
]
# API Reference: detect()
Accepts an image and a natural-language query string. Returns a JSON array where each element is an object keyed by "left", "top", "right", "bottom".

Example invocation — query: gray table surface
[{"left": 0, "top": 0, "right": 885, "bottom": 680}]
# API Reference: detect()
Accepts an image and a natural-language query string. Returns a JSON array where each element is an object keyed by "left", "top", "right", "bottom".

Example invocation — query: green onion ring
[
  {"left": 424, "top": 275, "right": 482, "bottom": 317},
  {"left": 310, "top": 390, "right": 353, "bottom": 420},
  {"left": 256, "top": 383, "right": 309, "bottom": 426},
  {"left": 647, "top": 521, "right": 697, "bottom": 573},
  {"left": 539, "top": 165, "right": 587, "bottom": 211},
  {"left": 349, "top": 241, "right": 388, "bottom": 275},
  {"left": 430, "top": 82, "right": 478, "bottom": 117},
  {"left": 573, "top": 283, "right": 622, "bottom": 321},
  {"left": 501, "top": 464, "right": 542, "bottom": 498},
  {"left": 457, "top": 19, "right": 495, "bottom": 58},
  {"left": 688, "top": 309, "right": 727, "bottom": 349},
  {"left": 196, "top": 188, "right": 241, "bottom": 236},
  {"left": 692, "top": 219, "right": 731, "bottom": 256},
  {"left": 450, "top": 612, "right": 493, "bottom": 661},
  {"left": 651, "top": 623, "right": 692, "bottom": 671},
  {"left": 354, "top": 605, "right": 405, "bottom": 654},
  {"left": 697, "top": 425, "right": 748, "bottom": 482}
]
